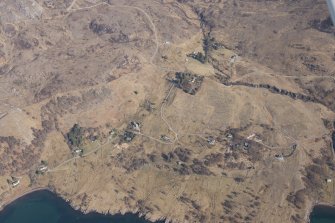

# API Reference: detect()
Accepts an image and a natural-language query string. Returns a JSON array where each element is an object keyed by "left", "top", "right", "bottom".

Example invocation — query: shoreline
[
  {"left": 3, "top": 187, "right": 335, "bottom": 223},
  {"left": 0, "top": 187, "right": 166, "bottom": 223},
  {"left": 0, "top": 186, "right": 52, "bottom": 211},
  {"left": 307, "top": 201, "right": 335, "bottom": 223}
]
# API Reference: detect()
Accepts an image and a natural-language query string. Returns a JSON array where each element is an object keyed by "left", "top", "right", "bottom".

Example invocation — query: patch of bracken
[
  {"left": 190, "top": 159, "right": 212, "bottom": 175},
  {"left": 203, "top": 153, "right": 223, "bottom": 166},
  {"left": 174, "top": 147, "right": 191, "bottom": 162}
]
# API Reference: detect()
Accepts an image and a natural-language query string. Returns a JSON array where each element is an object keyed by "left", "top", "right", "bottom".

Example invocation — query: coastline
[
  {"left": 0, "top": 187, "right": 166, "bottom": 223},
  {"left": 3, "top": 186, "right": 335, "bottom": 223},
  {"left": 306, "top": 201, "right": 315, "bottom": 223},
  {"left": 307, "top": 201, "right": 335, "bottom": 223},
  {"left": 0, "top": 186, "right": 51, "bottom": 211}
]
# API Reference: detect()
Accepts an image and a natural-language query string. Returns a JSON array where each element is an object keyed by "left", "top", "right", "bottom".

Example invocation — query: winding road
[{"left": 67, "top": 1, "right": 159, "bottom": 64}]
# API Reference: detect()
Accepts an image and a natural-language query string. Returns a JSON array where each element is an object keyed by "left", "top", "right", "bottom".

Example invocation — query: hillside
[{"left": 0, "top": 0, "right": 334, "bottom": 222}]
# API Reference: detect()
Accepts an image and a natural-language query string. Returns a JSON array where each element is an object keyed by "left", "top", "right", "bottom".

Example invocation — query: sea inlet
[
  {"left": 0, "top": 190, "right": 163, "bottom": 223},
  {"left": 3, "top": 190, "right": 334, "bottom": 223},
  {"left": 310, "top": 204, "right": 335, "bottom": 223}
]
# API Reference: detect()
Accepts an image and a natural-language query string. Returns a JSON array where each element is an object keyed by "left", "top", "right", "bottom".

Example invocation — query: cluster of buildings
[
  {"left": 122, "top": 121, "right": 141, "bottom": 142},
  {"left": 172, "top": 72, "right": 204, "bottom": 95}
]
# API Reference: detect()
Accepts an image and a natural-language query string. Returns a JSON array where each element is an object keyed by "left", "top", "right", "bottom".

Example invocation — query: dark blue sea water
[
  {"left": 0, "top": 190, "right": 161, "bottom": 223},
  {"left": 4, "top": 190, "right": 333, "bottom": 223},
  {"left": 310, "top": 205, "right": 335, "bottom": 223}
]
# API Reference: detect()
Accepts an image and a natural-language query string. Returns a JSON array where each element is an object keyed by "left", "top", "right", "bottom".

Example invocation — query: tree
[{"left": 67, "top": 124, "right": 83, "bottom": 148}]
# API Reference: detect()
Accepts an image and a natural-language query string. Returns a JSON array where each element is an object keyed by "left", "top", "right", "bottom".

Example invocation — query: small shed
[
  {"left": 38, "top": 165, "right": 48, "bottom": 172},
  {"left": 123, "top": 131, "right": 136, "bottom": 142},
  {"left": 8, "top": 177, "right": 20, "bottom": 188},
  {"left": 207, "top": 137, "right": 216, "bottom": 145}
]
